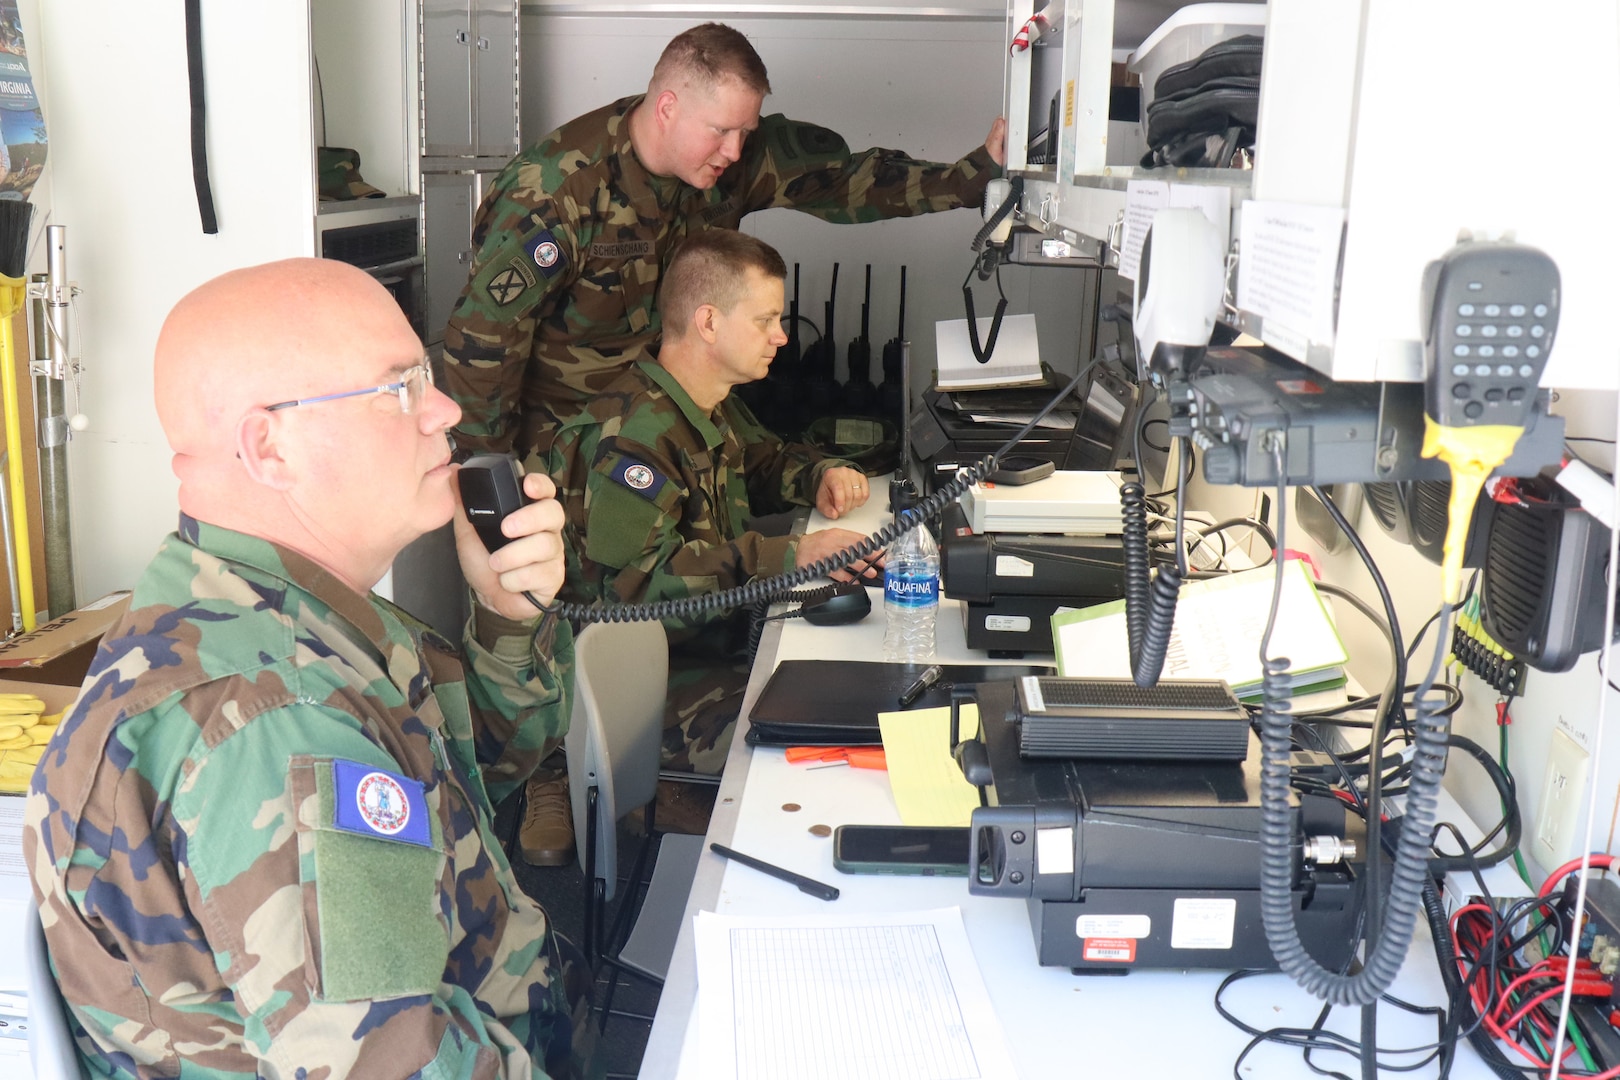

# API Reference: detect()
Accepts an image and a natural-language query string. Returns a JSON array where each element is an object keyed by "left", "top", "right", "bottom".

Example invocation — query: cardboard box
[{"left": 0, "top": 591, "right": 131, "bottom": 713}]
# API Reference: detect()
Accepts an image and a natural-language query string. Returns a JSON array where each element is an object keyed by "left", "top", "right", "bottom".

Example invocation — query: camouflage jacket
[
  {"left": 548, "top": 360, "right": 850, "bottom": 648},
  {"left": 24, "top": 516, "right": 575, "bottom": 1079},
  {"left": 443, "top": 94, "right": 999, "bottom": 461}
]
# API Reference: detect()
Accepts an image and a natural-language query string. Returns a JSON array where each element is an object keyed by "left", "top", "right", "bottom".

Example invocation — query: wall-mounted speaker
[
  {"left": 1362, "top": 479, "right": 1488, "bottom": 567},
  {"left": 1478, "top": 477, "right": 1612, "bottom": 674}
]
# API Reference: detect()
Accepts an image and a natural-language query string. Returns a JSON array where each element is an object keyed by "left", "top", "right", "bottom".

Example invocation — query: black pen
[
  {"left": 710, "top": 842, "right": 840, "bottom": 901},
  {"left": 898, "top": 664, "right": 944, "bottom": 707}
]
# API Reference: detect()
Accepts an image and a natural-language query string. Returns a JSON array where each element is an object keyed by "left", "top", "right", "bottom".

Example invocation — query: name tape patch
[
  {"left": 332, "top": 759, "right": 432, "bottom": 847},
  {"left": 523, "top": 229, "right": 567, "bottom": 279},
  {"left": 610, "top": 456, "right": 668, "bottom": 501},
  {"left": 588, "top": 239, "right": 653, "bottom": 260}
]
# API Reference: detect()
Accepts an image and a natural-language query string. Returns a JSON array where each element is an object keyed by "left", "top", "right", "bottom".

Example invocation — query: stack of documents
[
  {"left": 960, "top": 471, "right": 1124, "bottom": 534},
  {"left": 1051, "top": 560, "right": 1348, "bottom": 700}
]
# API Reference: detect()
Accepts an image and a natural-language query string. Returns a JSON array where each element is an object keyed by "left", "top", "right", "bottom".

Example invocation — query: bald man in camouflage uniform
[
  {"left": 25, "top": 259, "right": 592, "bottom": 1078},
  {"left": 550, "top": 231, "right": 875, "bottom": 773}
]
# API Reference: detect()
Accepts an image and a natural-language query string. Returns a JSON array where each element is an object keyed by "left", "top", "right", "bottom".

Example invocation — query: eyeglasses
[{"left": 264, "top": 362, "right": 435, "bottom": 415}]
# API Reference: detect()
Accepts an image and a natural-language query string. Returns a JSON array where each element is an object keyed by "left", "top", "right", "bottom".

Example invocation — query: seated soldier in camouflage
[
  {"left": 549, "top": 230, "right": 876, "bottom": 774},
  {"left": 24, "top": 259, "right": 593, "bottom": 1078}
]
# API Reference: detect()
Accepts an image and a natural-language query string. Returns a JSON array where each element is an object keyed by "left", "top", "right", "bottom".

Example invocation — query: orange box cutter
[{"left": 784, "top": 746, "right": 888, "bottom": 770}]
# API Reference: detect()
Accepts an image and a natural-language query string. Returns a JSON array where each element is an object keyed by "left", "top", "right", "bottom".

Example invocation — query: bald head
[
  {"left": 155, "top": 258, "right": 412, "bottom": 461},
  {"left": 154, "top": 258, "right": 459, "bottom": 591}
]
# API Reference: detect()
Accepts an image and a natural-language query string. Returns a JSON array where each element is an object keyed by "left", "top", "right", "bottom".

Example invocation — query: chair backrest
[
  {"left": 24, "top": 897, "right": 87, "bottom": 1080},
  {"left": 565, "top": 619, "right": 668, "bottom": 903}
]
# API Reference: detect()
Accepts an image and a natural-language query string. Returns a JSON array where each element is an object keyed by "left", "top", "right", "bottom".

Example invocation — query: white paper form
[
  {"left": 1236, "top": 199, "right": 1346, "bottom": 362},
  {"left": 693, "top": 907, "right": 1014, "bottom": 1080},
  {"left": 1118, "top": 179, "right": 1169, "bottom": 281}
]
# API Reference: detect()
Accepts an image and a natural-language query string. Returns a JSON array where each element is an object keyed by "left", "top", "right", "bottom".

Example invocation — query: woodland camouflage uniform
[
  {"left": 24, "top": 515, "right": 592, "bottom": 1079},
  {"left": 442, "top": 94, "right": 998, "bottom": 473},
  {"left": 548, "top": 360, "right": 853, "bottom": 772}
]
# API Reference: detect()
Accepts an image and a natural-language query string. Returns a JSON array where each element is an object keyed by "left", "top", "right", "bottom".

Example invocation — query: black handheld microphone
[
  {"left": 457, "top": 453, "right": 550, "bottom": 614},
  {"left": 457, "top": 453, "right": 531, "bottom": 552}
]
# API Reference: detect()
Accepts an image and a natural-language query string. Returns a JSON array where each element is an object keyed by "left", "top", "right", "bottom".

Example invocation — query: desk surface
[{"left": 643, "top": 500, "right": 1512, "bottom": 1079}]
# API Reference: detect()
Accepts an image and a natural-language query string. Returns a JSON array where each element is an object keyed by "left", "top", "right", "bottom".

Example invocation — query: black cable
[
  {"left": 1423, "top": 734, "right": 1521, "bottom": 872},
  {"left": 1297, "top": 682, "right": 1463, "bottom": 726},
  {"left": 1139, "top": 416, "right": 1172, "bottom": 453},
  {"left": 1120, "top": 446, "right": 1184, "bottom": 686},
  {"left": 1185, "top": 516, "right": 1278, "bottom": 570},
  {"left": 527, "top": 357, "right": 1105, "bottom": 625},
  {"left": 1309, "top": 485, "right": 1407, "bottom": 726},
  {"left": 1257, "top": 435, "right": 1457, "bottom": 1013},
  {"left": 1409, "top": 576, "right": 1477, "bottom": 665},
  {"left": 783, "top": 312, "right": 823, "bottom": 343},
  {"left": 961, "top": 259, "right": 1009, "bottom": 360}
]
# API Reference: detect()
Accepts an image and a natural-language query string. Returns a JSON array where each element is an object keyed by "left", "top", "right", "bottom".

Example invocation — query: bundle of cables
[{"left": 1445, "top": 855, "right": 1620, "bottom": 1077}]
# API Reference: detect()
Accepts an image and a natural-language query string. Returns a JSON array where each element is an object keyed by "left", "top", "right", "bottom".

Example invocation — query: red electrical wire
[{"left": 1539, "top": 853, "right": 1615, "bottom": 897}]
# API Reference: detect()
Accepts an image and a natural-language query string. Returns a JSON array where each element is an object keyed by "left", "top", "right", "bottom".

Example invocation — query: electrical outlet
[{"left": 1532, "top": 729, "right": 1591, "bottom": 868}]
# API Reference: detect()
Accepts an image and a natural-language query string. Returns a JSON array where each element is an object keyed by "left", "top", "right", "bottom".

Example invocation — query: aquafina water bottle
[{"left": 882, "top": 513, "right": 939, "bottom": 663}]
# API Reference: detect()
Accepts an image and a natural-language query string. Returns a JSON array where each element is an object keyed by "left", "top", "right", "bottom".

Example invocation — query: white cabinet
[
  {"left": 1006, "top": 0, "right": 1620, "bottom": 391},
  {"left": 424, "top": 168, "right": 504, "bottom": 344},
  {"left": 423, "top": 0, "right": 519, "bottom": 161}
]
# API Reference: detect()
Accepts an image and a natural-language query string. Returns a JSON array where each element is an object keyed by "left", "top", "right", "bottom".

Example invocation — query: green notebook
[{"left": 1050, "top": 559, "right": 1348, "bottom": 701}]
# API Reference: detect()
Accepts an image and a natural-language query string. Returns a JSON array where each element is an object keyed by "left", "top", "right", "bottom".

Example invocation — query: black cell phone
[{"left": 832, "top": 825, "right": 971, "bottom": 876}]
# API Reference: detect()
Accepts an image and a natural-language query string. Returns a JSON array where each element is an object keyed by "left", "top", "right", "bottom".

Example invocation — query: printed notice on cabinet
[{"left": 1236, "top": 200, "right": 1345, "bottom": 362}]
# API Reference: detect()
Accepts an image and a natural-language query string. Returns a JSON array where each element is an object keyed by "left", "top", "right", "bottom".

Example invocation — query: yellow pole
[{"left": 0, "top": 277, "right": 35, "bottom": 630}]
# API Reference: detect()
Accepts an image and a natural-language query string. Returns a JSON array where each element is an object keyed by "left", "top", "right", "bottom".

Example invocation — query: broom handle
[{"left": 0, "top": 306, "right": 35, "bottom": 630}]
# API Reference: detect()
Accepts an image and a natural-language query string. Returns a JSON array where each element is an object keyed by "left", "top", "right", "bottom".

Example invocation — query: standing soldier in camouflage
[
  {"left": 25, "top": 259, "right": 593, "bottom": 1078},
  {"left": 550, "top": 230, "right": 875, "bottom": 774},
  {"left": 444, "top": 20, "right": 1003, "bottom": 862}
]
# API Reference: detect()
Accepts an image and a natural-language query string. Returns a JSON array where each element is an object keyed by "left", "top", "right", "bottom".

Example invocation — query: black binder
[{"left": 744, "top": 659, "right": 1055, "bottom": 746}]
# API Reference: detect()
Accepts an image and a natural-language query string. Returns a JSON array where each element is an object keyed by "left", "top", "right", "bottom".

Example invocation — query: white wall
[
  {"left": 1187, "top": 389, "right": 1620, "bottom": 886},
  {"left": 27, "top": 0, "right": 317, "bottom": 600},
  {"left": 519, "top": 11, "right": 1093, "bottom": 391}
]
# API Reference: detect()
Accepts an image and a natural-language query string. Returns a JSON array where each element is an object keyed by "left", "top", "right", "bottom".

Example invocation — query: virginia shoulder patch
[
  {"left": 608, "top": 455, "right": 668, "bottom": 501},
  {"left": 331, "top": 759, "right": 432, "bottom": 848},
  {"left": 523, "top": 228, "right": 568, "bottom": 278}
]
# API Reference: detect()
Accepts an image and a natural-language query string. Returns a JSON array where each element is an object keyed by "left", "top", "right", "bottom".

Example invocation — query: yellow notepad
[{"left": 877, "top": 705, "right": 982, "bottom": 827}]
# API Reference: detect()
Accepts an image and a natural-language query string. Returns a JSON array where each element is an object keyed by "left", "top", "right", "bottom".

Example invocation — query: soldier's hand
[
  {"left": 985, "top": 116, "right": 1008, "bottom": 167},
  {"left": 452, "top": 470, "right": 568, "bottom": 619},
  {"left": 795, "top": 528, "right": 883, "bottom": 583},
  {"left": 816, "top": 467, "right": 870, "bottom": 520}
]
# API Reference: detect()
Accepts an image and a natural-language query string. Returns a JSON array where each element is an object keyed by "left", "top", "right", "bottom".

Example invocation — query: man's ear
[
  {"left": 693, "top": 302, "right": 721, "bottom": 345},
  {"left": 235, "top": 410, "right": 296, "bottom": 491},
  {"left": 655, "top": 89, "right": 679, "bottom": 130}
]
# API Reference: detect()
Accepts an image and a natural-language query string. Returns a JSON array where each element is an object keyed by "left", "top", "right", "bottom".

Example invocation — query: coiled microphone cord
[
  {"left": 1119, "top": 431, "right": 1186, "bottom": 687},
  {"left": 1253, "top": 433, "right": 1456, "bottom": 1009}
]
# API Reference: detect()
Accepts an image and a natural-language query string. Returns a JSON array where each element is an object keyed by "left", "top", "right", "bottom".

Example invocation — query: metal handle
[
  {"left": 475, "top": 36, "right": 489, "bottom": 50},
  {"left": 453, "top": 29, "right": 469, "bottom": 44},
  {"left": 1105, "top": 214, "right": 1125, "bottom": 261}
]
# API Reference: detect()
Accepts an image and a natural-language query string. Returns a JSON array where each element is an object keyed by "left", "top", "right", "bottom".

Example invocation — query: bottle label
[{"left": 884, "top": 573, "right": 939, "bottom": 608}]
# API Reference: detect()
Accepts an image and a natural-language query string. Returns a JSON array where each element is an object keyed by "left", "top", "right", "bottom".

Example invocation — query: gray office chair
[
  {"left": 564, "top": 620, "right": 703, "bottom": 1029},
  {"left": 24, "top": 897, "right": 88, "bottom": 1080}
]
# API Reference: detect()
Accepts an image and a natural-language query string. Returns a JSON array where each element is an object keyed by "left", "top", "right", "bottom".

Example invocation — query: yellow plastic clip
[{"left": 1421, "top": 416, "right": 1525, "bottom": 605}]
